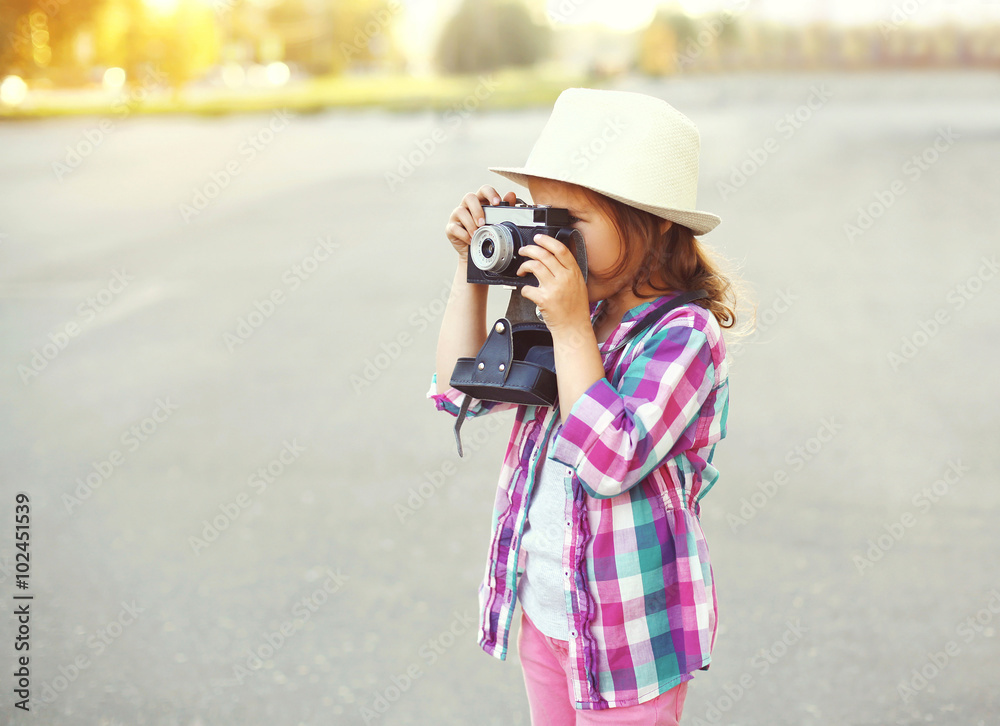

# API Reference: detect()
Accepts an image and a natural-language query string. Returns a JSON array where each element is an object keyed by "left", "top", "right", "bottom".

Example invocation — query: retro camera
[
  {"left": 448, "top": 200, "right": 589, "bottom": 456},
  {"left": 468, "top": 201, "right": 578, "bottom": 286}
]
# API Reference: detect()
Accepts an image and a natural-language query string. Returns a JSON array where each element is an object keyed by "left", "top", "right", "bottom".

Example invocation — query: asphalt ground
[{"left": 1, "top": 69, "right": 999, "bottom": 725}]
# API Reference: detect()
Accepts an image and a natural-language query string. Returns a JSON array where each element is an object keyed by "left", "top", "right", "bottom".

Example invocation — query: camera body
[
  {"left": 467, "top": 202, "right": 576, "bottom": 287},
  {"left": 449, "top": 201, "right": 589, "bottom": 454}
]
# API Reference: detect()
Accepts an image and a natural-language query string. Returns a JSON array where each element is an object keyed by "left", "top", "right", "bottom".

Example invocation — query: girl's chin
[{"left": 587, "top": 281, "right": 625, "bottom": 304}]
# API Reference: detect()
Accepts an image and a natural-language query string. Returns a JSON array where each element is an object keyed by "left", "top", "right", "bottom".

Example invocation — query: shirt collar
[{"left": 592, "top": 293, "right": 683, "bottom": 353}]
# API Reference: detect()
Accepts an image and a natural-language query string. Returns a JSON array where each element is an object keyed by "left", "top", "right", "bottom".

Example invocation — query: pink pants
[{"left": 516, "top": 610, "right": 689, "bottom": 725}]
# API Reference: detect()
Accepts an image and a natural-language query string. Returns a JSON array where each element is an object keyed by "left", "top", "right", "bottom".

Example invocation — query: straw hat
[{"left": 489, "top": 87, "right": 721, "bottom": 235}]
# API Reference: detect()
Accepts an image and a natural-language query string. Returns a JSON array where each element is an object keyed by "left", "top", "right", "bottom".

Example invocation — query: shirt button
[
  {"left": 570, "top": 629, "right": 578, "bottom": 638},
  {"left": 565, "top": 520, "right": 572, "bottom": 528},
  {"left": 564, "top": 570, "right": 571, "bottom": 578}
]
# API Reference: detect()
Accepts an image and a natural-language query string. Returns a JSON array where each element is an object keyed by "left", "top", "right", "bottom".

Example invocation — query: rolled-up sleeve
[
  {"left": 426, "top": 373, "right": 517, "bottom": 419},
  {"left": 550, "top": 323, "right": 716, "bottom": 499}
]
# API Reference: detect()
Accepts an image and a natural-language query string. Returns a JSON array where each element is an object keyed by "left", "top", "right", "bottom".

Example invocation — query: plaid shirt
[{"left": 427, "top": 293, "right": 729, "bottom": 710}]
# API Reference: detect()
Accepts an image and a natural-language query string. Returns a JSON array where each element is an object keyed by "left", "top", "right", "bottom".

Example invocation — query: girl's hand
[
  {"left": 445, "top": 186, "right": 519, "bottom": 261},
  {"left": 516, "top": 233, "right": 591, "bottom": 335}
]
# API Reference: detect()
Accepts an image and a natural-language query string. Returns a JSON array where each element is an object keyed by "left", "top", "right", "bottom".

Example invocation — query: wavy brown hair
[{"left": 578, "top": 185, "right": 740, "bottom": 330}]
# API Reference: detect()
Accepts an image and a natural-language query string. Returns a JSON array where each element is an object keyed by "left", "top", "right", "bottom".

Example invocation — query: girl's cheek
[{"left": 586, "top": 244, "right": 612, "bottom": 273}]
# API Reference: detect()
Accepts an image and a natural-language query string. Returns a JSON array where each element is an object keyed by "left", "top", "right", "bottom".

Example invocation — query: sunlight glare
[
  {"left": 221, "top": 63, "right": 245, "bottom": 89},
  {"left": 0, "top": 75, "right": 28, "bottom": 106},
  {"left": 143, "top": 0, "right": 180, "bottom": 15},
  {"left": 265, "top": 61, "right": 290, "bottom": 86},
  {"left": 103, "top": 67, "right": 126, "bottom": 90}
]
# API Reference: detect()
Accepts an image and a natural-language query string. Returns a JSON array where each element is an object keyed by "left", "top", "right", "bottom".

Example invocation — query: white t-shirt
[{"left": 517, "top": 449, "right": 571, "bottom": 641}]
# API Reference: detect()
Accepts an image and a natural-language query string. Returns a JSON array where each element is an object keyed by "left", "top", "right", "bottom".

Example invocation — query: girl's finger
[
  {"left": 453, "top": 206, "right": 478, "bottom": 235},
  {"left": 530, "top": 234, "right": 573, "bottom": 270},
  {"left": 477, "top": 185, "right": 503, "bottom": 206},
  {"left": 446, "top": 221, "right": 470, "bottom": 244},
  {"left": 517, "top": 259, "right": 555, "bottom": 284},
  {"left": 518, "top": 282, "right": 539, "bottom": 304},
  {"left": 463, "top": 192, "right": 486, "bottom": 226},
  {"left": 518, "top": 242, "right": 559, "bottom": 274}
]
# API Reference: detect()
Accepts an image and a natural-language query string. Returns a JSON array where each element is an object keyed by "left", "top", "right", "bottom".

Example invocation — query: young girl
[{"left": 428, "top": 88, "right": 737, "bottom": 725}]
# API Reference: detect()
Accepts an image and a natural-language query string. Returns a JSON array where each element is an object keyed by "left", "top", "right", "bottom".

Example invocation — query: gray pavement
[{"left": 1, "top": 69, "right": 999, "bottom": 725}]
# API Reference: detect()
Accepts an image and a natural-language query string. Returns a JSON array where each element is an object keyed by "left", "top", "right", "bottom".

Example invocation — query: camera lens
[{"left": 471, "top": 224, "right": 515, "bottom": 273}]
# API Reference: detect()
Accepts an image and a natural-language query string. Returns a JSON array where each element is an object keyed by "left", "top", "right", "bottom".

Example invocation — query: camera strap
[
  {"left": 611, "top": 288, "right": 708, "bottom": 354},
  {"left": 454, "top": 395, "right": 473, "bottom": 457},
  {"left": 452, "top": 288, "right": 708, "bottom": 457}
]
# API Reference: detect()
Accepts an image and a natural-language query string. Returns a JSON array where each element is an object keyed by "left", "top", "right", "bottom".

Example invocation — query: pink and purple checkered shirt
[{"left": 428, "top": 293, "right": 729, "bottom": 710}]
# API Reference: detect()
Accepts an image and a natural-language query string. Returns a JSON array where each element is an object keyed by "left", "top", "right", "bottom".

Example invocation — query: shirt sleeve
[
  {"left": 550, "top": 322, "right": 716, "bottom": 499},
  {"left": 426, "top": 372, "right": 518, "bottom": 418}
]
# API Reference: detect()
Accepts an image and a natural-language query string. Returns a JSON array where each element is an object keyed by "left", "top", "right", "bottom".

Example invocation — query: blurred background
[
  {"left": 3, "top": 0, "right": 1000, "bottom": 113},
  {"left": 2, "top": 1, "right": 999, "bottom": 725}
]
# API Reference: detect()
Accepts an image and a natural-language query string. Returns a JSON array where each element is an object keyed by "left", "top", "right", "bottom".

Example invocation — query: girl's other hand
[
  {"left": 516, "top": 233, "right": 591, "bottom": 334},
  {"left": 445, "top": 186, "right": 518, "bottom": 261}
]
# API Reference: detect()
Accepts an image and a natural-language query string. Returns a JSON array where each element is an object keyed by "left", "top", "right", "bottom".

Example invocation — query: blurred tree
[
  {"left": 94, "top": 0, "right": 170, "bottom": 83},
  {"left": 436, "top": 0, "right": 550, "bottom": 74},
  {"left": 638, "top": 16, "right": 678, "bottom": 75},
  {"left": 1, "top": 0, "right": 106, "bottom": 79},
  {"left": 638, "top": 8, "right": 744, "bottom": 74},
  {"left": 265, "top": 0, "right": 405, "bottom": 75},
  {"left": 715, "top": 12, "right": 742, "bottom": 49},
  {"left": 94, "top": 0, "right": 219, "bottom": 88},
  {"left": 1, "top": 0, "right": 218, "bottom": 87},
  {"left": 638, "top": 8, "right": 696, "bottom": 75},
  {"left": 152, "top": 0, "right": 219, "bottom": 86}
]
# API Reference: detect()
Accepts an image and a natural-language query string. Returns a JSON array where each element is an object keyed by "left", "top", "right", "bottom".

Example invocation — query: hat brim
[{"left": 488, "top": 166, "right": 721, "bottom": 236}]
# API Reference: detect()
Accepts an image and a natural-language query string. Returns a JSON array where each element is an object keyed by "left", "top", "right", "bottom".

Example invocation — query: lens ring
[{"left": 471, "top": 225, "right": 514, "bottom": 273}]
